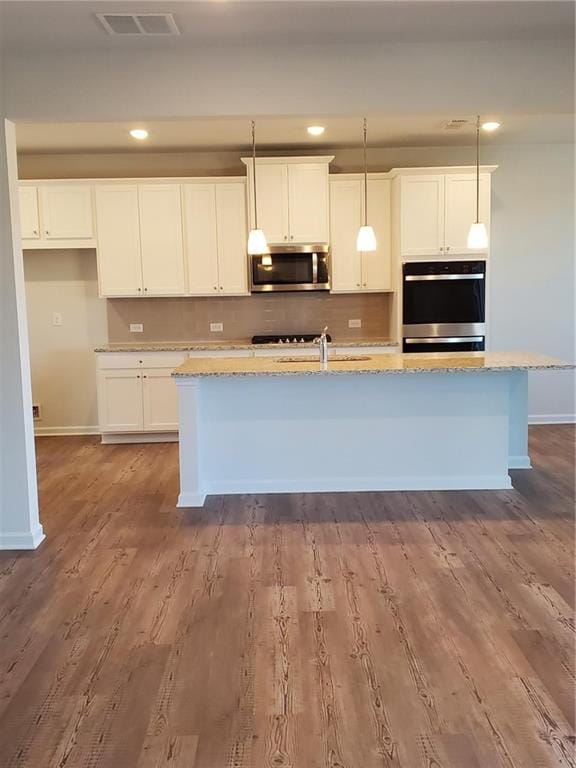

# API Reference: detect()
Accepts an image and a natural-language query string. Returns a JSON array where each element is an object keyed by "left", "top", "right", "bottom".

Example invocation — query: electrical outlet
[
  {"left": 52, "top": 312, "right": 62, "bottom": 326},
  {"left": 348, "top": 319, "right": 362, "bottom": 329},
  {"left": 130, "top": 323, "right": 144, "bottom": 333},
  {"left": 210, "top": 322, "right": 224, "bottom": 333},
  {"left": 32, "top": 404, "right": 42, "bottom": 420}
]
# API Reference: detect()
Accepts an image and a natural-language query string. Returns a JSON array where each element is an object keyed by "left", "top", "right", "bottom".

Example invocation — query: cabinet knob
[
  {"left": 138, "top": 287, "right": 142, "bottom": 292},
  {"left": 139, "top": 360, "right": 143, "bottom": 363},
  {"left": 33, "top": 230, "right": 38, "bottom": 235},
  {"left": 439, "top": 247, "right": 444, "bottom": 252},
  {"left": 143, "top": 375, "right": 147, "bottom": 379},
  {"left": 45, "top": 231, "right": 49, "bottom": 235},
  {"left": 213, "top": 286, "right": 217, "bottom": 291},
  {"left": 284, "top": 235, "right": 287, "bottom": 241},
  {"left": 363, "top": 283, "right": 367, "bottom": 287},
  {"left": 290, "top": 235, "right": 294, "bottom": 240},
  {"left": 446, "top": 246, "right": 451, "bottom": 251},
  {"left": 137, "top": 375, "right": 141, "bottom": 379},
  {"left": 219, "top": 286, "right": 223, "bottom": 291},
  {"left": 144, "top": 287, "right": 148, "bottom": 292},
  {"left": 356, "top": 283, "right": 360, "bottom": 287}
]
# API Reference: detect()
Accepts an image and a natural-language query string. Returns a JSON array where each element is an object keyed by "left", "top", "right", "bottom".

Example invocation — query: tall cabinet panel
[
  {"left": 183, "top": 184, "right": 220, "bottom": 295},
  {"left": 215, "top": 183, "right": 248, "bottom": 295},
  {"left": 400, "top": 175, "right": 445, "bottom": 257},
  {"left": 330, "top": 179, "right": 363, "bottom": 292},
  {"left": 95, "top": 185, "right": 143, "bottom": 297},
  {"left": 288, "top": 164, "right": 329, "bottom": 243},
  {"left": 138, "top": 185, "right": 186, "bottom": 296},
  {"left": 361, "top": 178, "right": 392, "bottom": 291},
  {"left": 444, "top": 173, "right": 490, "bottom": 254},
  {"left": 252, "top": 164, "right": 289, "bottom": 243}
]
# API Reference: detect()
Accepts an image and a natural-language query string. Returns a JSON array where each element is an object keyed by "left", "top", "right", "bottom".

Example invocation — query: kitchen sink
[{"left": 275, "top": 355, "right": 372, "bottom": 363}]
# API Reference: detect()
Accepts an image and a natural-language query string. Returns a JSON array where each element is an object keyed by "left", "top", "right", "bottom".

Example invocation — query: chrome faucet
[{"left": 314, "top": 326, "right": 329, "bottom": 364}]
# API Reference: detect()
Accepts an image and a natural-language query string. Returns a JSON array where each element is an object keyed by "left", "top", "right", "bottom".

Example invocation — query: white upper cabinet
[
  {"left": 19, "top": 186, "right": 40, "bottom": 240},
  {"left": 288, "top": 164, "right": 330, "bottom": 243},
  {"left": 243, "top": 157, "right": 333, "bottom": 244},
  {"left": 183, "top": 183, "right": 220, "bottom": 295},
  {"left": 215, "top": 182, "right": 248, "bottom": 295},
  {"left": 330, "top": 176, "right": 392, "bottom": 293},
  {"left": 398, "top": 171, "right": 492, "bottom": 258},
  {"left": 444, "top": 173, "right": 490, "bottom": 254},
  {"left": 330, "top": 179, "right": 363, "bottom": 292},
  {"left": 400, "top": 175, "right": 445, "bottom": 258},
  {"left": 252, "top": 164, "right": 289, "bottom": 243},
  {"left": 183, "top": 180, "right": 248, "bottom": 297},
  {"left": 40, "top": 185, "right": 94, "bottom": 239},
  {"left": 95, "top": 185, "right": 143, "bottom": 297},
  {"left": 138, "top": 185, "right": 186, "bottom": 296}
]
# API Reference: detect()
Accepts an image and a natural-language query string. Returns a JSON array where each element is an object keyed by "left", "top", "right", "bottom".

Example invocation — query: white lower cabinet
[{"left": 97, "top": 353, "right": 186, "bottom": 436}]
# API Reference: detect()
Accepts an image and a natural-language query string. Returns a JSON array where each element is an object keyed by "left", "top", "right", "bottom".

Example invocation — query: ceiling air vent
[
  {"left": 444, "top": 119, "right": 471, "bottom": 131},
  {"left": 96, "top": 13, "right": 180, "bottom": 36}
]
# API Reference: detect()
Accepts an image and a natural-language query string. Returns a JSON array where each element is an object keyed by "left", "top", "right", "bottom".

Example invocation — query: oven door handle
[
  {"left": 312, "top": 252, "right": 318, "bottom": 284},
  {"left": 404, "top": 274, "right": 484, "bottom": 282},
  {"left": 404, "top": 336, "right": 484, "bottom": 344}
]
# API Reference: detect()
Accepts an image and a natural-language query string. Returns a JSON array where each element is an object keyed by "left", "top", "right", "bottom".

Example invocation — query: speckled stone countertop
[
  {"left": 94, "top": 338, "right": 399, "bottom": 353},
  {"left": 172, "top": 351, "right": 574, "bottom": 378}
]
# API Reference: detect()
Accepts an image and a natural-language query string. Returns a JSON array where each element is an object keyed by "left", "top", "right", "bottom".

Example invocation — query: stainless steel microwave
[{"left": 250, "top": 245, "right": 330, "bottom": 293}]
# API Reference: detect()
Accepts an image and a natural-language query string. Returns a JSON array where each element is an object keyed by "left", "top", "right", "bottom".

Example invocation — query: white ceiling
[
  {"left": 15, "top": 113, "right": 573, "bottom": 153},
  {"left": 1, "top": 0, "right": 574, "bottom": 52}
]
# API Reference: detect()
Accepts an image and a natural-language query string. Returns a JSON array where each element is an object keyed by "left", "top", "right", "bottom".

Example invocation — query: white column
[
  {"left": 508, "top": 370, "right": 531, "bottom": 469},
  {"left": 0, "top": 119, "right": 44, "bottom": 549},
  {"left": 176, "top": 379, "right": 206, "bottom": 507}
]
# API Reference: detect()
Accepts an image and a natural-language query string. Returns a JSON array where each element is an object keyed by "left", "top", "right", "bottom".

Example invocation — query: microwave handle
[{"left": 312, "top": 252, "right": 318, "bottom": 283}]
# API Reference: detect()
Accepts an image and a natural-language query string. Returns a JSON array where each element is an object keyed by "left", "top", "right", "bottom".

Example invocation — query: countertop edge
[{"left": 94, "top": 340, "right": 399, "bottom": 353}]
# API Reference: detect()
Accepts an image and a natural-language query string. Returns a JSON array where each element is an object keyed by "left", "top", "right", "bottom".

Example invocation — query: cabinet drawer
[{"left": 97, "top": 352, "right": 187, "bottom": 370}]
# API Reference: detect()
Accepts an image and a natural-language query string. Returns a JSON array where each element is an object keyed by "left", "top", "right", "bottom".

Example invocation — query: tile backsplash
[{"left": 107, "top": 292, "right": 395, "bottom": 343}]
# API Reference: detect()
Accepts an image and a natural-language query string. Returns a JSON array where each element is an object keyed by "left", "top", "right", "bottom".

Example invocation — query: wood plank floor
[{"left": 0, "top": 426, "right": 574, "bottom": 768}]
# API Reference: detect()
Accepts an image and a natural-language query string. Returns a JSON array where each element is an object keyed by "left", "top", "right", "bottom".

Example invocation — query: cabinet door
[
  {"left": 288, "top": 163, "right": 329, "bottom": 243},
  {"left": 19, "top": 186, "right": 40, "bottom": 239},
  {"left": 142, "top": 369, "right": 179, "bottom": 431},
  {"left": 139, "top": 185, "right": 186, "bottom": 296},
  {"left": 444, "top": 173, "right": 490, "bottom": 254},
  {"left": 216, "top": 182, "right": 248, "bottom": 295},
  {"left": 400, "top": 175, "right": 445, "bottom": 257},
  {"left": 183, "top": 184, "right": 219, "bottom": 295},
  {"left": 329, "top": 179, "right": 363, "bottom": 292},
  {"left": 248, "top": 163, "right": 289, "bottom": 244},
  {"left": 361, "top": 178, "right": 392, "bottom": 291},
  {"left": 97, "top": 370, "right": 143, "bottom": 432},
  {"left": 39, "top": 185, "right": 94, "bottom": 239},
  {"left": 95, "top": 185, "right": 143, "bottom": 297}
]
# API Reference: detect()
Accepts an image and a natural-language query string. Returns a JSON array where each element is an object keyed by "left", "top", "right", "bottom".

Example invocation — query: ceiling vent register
[
  {"left": 96, "top": 13, "right": 180, "bottom": 36},
  {"left": 443, "top": 119, "right": 471, "bottom": 131}
]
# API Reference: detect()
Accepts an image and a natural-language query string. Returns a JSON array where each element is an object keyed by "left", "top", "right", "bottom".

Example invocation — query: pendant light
[
  {"left": 247, "top": 120, "right": 270, "bottom": 260},
  {"left": 467, "top": 115, "right": 489, "bottom": 249},
  {"left": 356, "top": 117, "right": 377, "bottom": 252}
]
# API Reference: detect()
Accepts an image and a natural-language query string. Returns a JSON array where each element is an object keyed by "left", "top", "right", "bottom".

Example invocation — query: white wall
[
  {"left": 0, "top": 116, "right": 44, "bottom": 548},
  {"left": 24, "top": 249, "right": 107, "bottom": 434}
]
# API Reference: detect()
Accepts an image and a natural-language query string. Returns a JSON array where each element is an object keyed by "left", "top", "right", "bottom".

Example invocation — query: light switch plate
[
  {"left": 348, "top": 319, "right": 362, "bottom": 328},
  {"left": 210, "top": 322, "right": 224, "bottom": 333},
  {"left": 52, "top": 312, "right": 62, "bottom": 327},
  {"left": 130, "top": 323, "right": 144, "bottom": 333}
]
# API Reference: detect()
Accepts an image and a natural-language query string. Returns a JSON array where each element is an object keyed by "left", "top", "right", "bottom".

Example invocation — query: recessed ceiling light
[
  {"left": 481, "top": 121, "right": 501, "bottom": 132},
  {"left": 129, "top": 128, "right": 149, "bottom": 140},
  {"left": 307, "top": 126, "right": 325, "bottom": 137}
]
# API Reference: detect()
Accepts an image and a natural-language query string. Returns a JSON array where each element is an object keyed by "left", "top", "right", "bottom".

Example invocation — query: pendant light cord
[
  {"left": 251, "top": 120, "right": 258, "bottom": 229},
  {"left": 363, "top": 117, "right": 368, "bottom": 226},
  {"left": 475, "top": 115, "right": 480, "bottom": 223}
]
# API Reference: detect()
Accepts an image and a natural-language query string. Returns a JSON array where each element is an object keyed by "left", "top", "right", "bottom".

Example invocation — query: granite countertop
[
  {"left": 94, "top": 338, "right": 399, "bottom": 353},
  {"left": 172, "top": 351, "right": 574, "bottom": 378}
]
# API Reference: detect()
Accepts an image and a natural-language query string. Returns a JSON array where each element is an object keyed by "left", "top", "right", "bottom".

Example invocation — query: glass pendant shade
[
  {"left": 356, "top": 225, "right": 377, "bottom": 252},
  {"left": 247, "top": 228, "right": 268, "bottom": 255},
  {"left": 467, "top": 221, "right": 488, "bottom": 249}
]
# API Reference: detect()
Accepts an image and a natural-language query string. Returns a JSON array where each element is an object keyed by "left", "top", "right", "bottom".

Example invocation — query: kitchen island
[{"left": 172, "top": 352, "right": 573, "bottom": 507}]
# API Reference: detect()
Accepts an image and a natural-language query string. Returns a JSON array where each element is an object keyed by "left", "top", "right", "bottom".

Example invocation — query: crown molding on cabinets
[
  {"left": 241, "top": 156, "right": 335, "bottom": 166},
  {"left": 389, "top": 165, "right": 498, "bottom": 177}
]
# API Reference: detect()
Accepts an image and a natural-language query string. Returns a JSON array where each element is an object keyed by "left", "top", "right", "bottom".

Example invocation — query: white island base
[{"left": 175, "top": 369, "right": 531, "bottom": 507}]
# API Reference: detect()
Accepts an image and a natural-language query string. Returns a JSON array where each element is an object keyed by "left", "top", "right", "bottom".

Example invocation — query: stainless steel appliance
[
  {"left": 402, "top": 260, "right": 486, "bottom": 352},
  {"left": 250, "top": 244, "right": 330, "bottom": 293}
]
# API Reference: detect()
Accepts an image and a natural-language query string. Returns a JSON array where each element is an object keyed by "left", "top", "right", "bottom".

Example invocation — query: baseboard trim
[
  {"left": 35, "top": 425, "right": 100, "bottom": 436},
  {"left": 509, "top": 455, "right": 532, "bottom": 469},
  {"left": 178, "top": 492, "right": 207, "bottom": 507},
  {"left": 0, "top": 524, "right": 45, "bottom": 551},
  {"left": 529, "top": 414, "right": 576, "bottom": 425},
  {"left": 101, "top": 432, "right": 179, "bottom": 444},
  {"left": 202, "top": 474, "right": 513, "bottom": 496}
]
